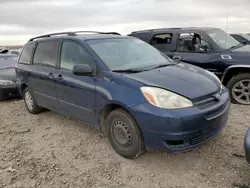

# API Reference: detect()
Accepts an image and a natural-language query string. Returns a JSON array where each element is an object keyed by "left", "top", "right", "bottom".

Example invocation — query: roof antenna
[{"left": 225, "top": 13, "right": 228, "bottom": 49}]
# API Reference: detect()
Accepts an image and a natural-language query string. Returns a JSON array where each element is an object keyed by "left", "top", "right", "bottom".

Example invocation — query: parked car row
[
  {"left": 0, "top": 54, "right": 19, "bottom": 101},
  {"left": 15, "top": 30, "right": 230, "bottom": 159},
  {"left": 0, "top": 28, "right": 249, "bottom": 162}
]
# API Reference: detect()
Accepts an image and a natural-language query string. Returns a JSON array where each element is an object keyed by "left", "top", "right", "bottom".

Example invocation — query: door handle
[
  {"left": 173, "top": 56, "right": 181, "bottom": 60},
  {"left": 57, "top": 74, "right": 63, "bottom": 80},
  {"left": 48, "top": 72, "right": 54, "bottom": 79}
]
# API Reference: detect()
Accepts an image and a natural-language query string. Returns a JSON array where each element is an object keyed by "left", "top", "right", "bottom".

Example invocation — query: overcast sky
[{"left": 0, "top": 0, "right": 249, "bottom": 45}]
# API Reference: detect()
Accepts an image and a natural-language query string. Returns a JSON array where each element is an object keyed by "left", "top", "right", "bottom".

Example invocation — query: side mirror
[
  {"left": 72, "top": 64, "right": 93, "bottom": 76},
  {"left": 242, "top": 41, "right": 248, "bottom": 45}
]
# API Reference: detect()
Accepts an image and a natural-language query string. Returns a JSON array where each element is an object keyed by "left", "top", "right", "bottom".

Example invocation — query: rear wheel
[
  {"left": 23, "top": 88, "right": 43, "bottom": 114},
  {"left": 227, "top": 73, "right": 250, "bottom": 105},
  {"left": 106, "top": 108, "right": 145, "bottom": 159}
]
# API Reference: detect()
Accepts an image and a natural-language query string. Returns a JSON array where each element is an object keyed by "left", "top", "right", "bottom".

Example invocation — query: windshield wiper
[
  {"left": 227, "top": 43, "right": 245, "bottom": 50},
  {"left": 112, "top": 68, "right": 144, "bottom": 73},
  {"left": 150, "top": 63, "right": 175, "bottom": 70}
]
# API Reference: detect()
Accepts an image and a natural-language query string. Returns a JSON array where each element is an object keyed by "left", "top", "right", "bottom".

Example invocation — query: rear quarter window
[
  {"left": 129, "top": 33, "right": 150, "bottom": 42},
  {"left": 150, "top": 33, "right": 173, "bottom": 51},
  {"left": 18, "top": 43, "right": 36, "bottom": 64}
]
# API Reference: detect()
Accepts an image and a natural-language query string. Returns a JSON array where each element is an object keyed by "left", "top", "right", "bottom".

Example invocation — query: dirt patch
[{"left": 0, "top": 99, "right": 250, "bottom": 188}]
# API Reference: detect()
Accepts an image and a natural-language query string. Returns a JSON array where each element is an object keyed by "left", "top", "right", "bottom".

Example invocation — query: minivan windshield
[
  {"left": 206, "top": 28, "right": 241, "bottom": 50},
  {"left": 87, "top": 38, "right": 175, "bottom": 71}
]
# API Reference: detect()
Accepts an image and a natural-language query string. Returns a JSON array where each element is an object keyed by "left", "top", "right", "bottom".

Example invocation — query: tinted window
[
  {"left": 60, "top": 40, "right": 95, "bottom": 71},
  {"left": 130, "top": 33, "right": 150, "bottom": 42},
  {"left": 18, "top": 43, "right": 35, "bottom": 64},
  {"left": 231, "top": 35, "right": 247, "bottom": 43},
  {"left": 33, "top": 41, "right": 59, "bottom": 67},
  {"left": 150, "top": 33, "right": 173, "bottom": 51},
  {"left": 87, "top": 38, "right": 174, "bottom": 71}
]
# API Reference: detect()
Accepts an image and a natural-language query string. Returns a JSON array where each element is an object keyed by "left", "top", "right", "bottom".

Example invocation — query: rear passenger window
[
  {"left": 150, "top": 33, "right": 173, "bottom": 51},
  {"left": 18, "top": 43, "right": 35, "bottom": 64},
  {"left": 60, "top": 41, "right": 95, "bottom": 71},
  {"left": 33, "top": 41, "right": 59, "bottom": 67}
]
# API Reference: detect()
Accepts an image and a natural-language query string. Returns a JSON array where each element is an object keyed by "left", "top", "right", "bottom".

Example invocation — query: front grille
[
  {"left": 195, "top": 97, "right": 218, "bottom": 109},
  {"left": 204, "top": 103, "right": 226, "bottom": 119},
  {"left": 194, "top": 88, "right": 226, "bottom": 110},
  {"left": 190, "top": 128, "right": 217, "bottom": 145}
]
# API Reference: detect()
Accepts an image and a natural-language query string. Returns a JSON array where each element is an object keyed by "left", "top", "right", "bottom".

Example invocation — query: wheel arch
[
  {"left": 221, "top": 65, "right": 250, "bottom": 85},
  {"left": 98, "top": 101, "right": 138, "bottom": 136},
  {"left": 20, "top": 83, "right": 28, "bottom": 97}
]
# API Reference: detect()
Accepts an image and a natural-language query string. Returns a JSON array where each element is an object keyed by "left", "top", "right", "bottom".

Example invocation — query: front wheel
[
  {"left": 227, "top": 73, "right": 250, "bottom": 105},
  {"left": 106, "top": 108, "right": 145, "bottom": 159}
]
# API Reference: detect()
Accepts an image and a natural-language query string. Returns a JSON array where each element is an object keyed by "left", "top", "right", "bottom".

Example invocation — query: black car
[
  {"left": 128, "top": 27, "right": 250, "bottom": 105},
  {"left": 0, "top": 54, "right": 19, "bottom": 101},
  {"left": 230, "top": 33, "right": 250, "bottom": 45},
  {"left": 245, "top": 128, "right": 250, "bottom": 164}
]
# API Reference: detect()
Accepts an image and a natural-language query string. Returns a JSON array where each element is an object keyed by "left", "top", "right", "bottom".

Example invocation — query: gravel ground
[{"left": 0, "top": 99, "right": 250, "bottom": 188}]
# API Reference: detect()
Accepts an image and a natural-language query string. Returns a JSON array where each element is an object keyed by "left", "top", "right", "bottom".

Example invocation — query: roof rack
[
  {"left": 28, "top": 31, "right": 121, "bottom": 42},
  {"left": 28, "top": 32, "right": 76, "bottom": 42},
  {"left": 73, "top": 31, "right": 121, "bottom": 35}
]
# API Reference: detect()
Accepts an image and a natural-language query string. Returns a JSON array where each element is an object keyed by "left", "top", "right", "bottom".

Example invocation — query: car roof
[{"left": 130, "top": 27, "right": 218, "bottom": 34}]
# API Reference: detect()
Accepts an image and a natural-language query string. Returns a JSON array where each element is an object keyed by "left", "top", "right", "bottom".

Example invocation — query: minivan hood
[{"left": 122, "top": 63, "right": 221, "bottom": 100}]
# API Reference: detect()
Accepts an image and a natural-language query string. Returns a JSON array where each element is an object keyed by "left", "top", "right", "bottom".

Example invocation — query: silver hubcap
[
  {"left": 25, "top": 92, "right": 34, "bottom": 110},
  {"left": 232, "top": 79, "right": 250, "bottom": 104}
]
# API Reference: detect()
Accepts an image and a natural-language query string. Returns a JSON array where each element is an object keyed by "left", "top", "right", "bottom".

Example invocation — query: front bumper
[
  {"left": 130, "top": 89, "right": 230, "bottom": 152},
  {"left": 244, "top": 128, "right": 250, "bottom": 164},
  {"left": 0, "top": 85, "right": 19, "bottom": 101}
]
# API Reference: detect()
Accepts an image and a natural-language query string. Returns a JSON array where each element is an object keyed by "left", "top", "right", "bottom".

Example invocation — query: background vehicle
[
  {"left": 7, "top": 49, "right": 21, "bottom": 56},
  {"left": 230, "top": 33, "right": 250, "bottom": 45},
  {"left": 0, "top": 54, "right": 19, "bottom": 101},
  {"left": 128, "top": 27, "right": 250, "bottom": 105},
  {"left": 0, "top": 46, "right": 9, "bottom": 54},
  {"left": 16, "top": 31, "right": 230, "bottom": 159},
  {"left": 245, "top": 128, "right": 250, "bottom": 164}
]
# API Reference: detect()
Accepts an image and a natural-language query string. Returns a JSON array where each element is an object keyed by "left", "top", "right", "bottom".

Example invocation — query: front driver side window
[
  {"left": 177, "top": 33, "right": 211, "bottom": 53},
  {"left": 60, "top": 41, "right": 95, "bottom": 71}
]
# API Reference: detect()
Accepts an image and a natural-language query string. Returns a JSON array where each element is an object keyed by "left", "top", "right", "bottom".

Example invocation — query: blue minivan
[{"left": 16, "top": 31, "right": 230, "bottom": 159}]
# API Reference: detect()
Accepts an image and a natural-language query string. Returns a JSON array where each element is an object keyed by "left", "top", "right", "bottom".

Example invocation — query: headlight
[
  {"left": 140, "top": 87, "right": 193, "bottom": 109},
  {"left": 0, "top": 80, "right": 15, "bottom": 86}
]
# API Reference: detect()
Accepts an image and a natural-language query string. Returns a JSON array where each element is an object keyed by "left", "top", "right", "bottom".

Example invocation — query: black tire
[
  {"left": 226, "top": 73, "right": 250, "bottom": 105},
  {"left": 106, "top": 108, "right": 145, "bottom": 159},
  {"left": 23, "top": 88, "right": 43, "bottom": 114}
]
